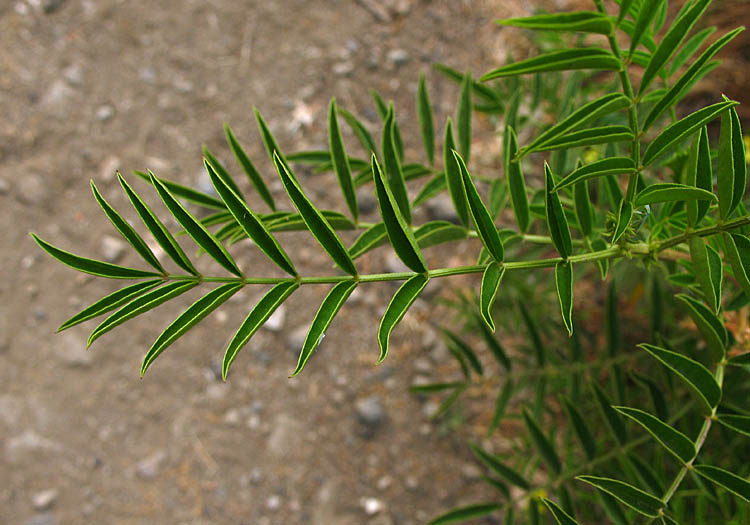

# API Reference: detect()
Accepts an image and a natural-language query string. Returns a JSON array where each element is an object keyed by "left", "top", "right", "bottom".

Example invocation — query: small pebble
[
  {"left": 16, "top": 174, "right": 47, "bottom": 205},
  {"left": 266, "top": 494, "right": 281, "bottom": 510},
  {"left": 31, "top": 489, "right": 58, "bottom": 511},
  {"left": 136, "top": 450, "right": 167, "bottom": 479},
  {"left": 0, "top": 178, "right": 9, "bottom": 194},
  {"left": 333, "top": 61, "right": 355, "bottom": 76},
  {"left": 62, "top": 65, "right": 83, "bottom": 86},
  {"left": 355, "top": 396, "right": 386, "bottom": 431},
  {"left": 100, "top": 236, "right": 126, "bottom": 263},
  {"left": 386, "top": 49, "right": 410, "bottom": 67},
  {"left": 360, "top": 497, "right": 384, "bottom": 515},
  {"left": 95, "top": 104, "right": 115, "bottom": 122},
  {"left": 263, "top": 305, "right": 286, "bottom": 332}
]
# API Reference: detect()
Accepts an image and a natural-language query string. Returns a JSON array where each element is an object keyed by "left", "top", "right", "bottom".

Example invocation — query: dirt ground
[
  {"left": 0, "top": 1, "right": 527, "bottom": 524},
  {"left": 2, "top": 1, "right": 748, "bottom": 524}
]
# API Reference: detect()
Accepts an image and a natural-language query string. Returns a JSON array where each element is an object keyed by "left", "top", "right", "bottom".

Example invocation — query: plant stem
[
  {"left": 593, "top": 0, "right": 641, "bottom": 202},
  {"left": 652, "top": 361, "right": 725, "bottom": 521}
]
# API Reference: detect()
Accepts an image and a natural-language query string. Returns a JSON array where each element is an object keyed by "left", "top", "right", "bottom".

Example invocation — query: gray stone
[
  {"left": 136, "top": 450, "right": 167, "bottom": 479},
  {"left": 24, "top": 514, "right": 58, "bottom": 525},
  {"left": 62, "top": 65, "right": 83, "bottom": 86},
  {"left": 5, "top": 431, "right": 62, "bottom": 463},
  {"left": 386, "top": 49, "right": 410, "bottom": 67},
  {"left": 333, "top": 61, "right": 355, "bottom": 77},
  {"left": 267, "top": 414, "right": 302, "bottom": 458},
  {"left": 16, "top": 174, "right": 47, "bottom": 205},
  {"left": 56, "top": 332, "right": 93, "bottom": 368},
  {"left": 95, "top": 104, "right": 115, "bottom": 122},
  {"left": 356, "top": 189, "right": 377, "bottom": 215},
  {"left": 42, "top": 80, "right": 75, "bottom": 117},
  {"left": 42, "top": 0, "right": 67, "bottom": 14},
  {"left": 360, "top": 496, "right": 384, "bottom": 515},
  {"left": 32, "top": 489, "right": 58, "bottom": 511},
  {"left": 355, "top": 396, "right": 385, "bottom": 430},
  {"left": 287, "top": 324, "right": 308, "bottom": 353},
  {"left": 100, "top": 235, "right": 126, "bottom": 263},
  {"left": 0, "top": 178, "right": 10, "bottom": 195},
  {"left": 263, "top": 304, "right": 286, "bottom": 332},
  {"left": 173, "top": 77, "right": 193, "bottom": 94},
  {"left": 266, "top": 494, "right": 281, "bottom": 510},
  {"left": 425, "top": 194, "right": 460, "bottom": 224}
]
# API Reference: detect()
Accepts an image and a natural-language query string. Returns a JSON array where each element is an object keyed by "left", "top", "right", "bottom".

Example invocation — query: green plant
[{"left": 32, "top": 0, "right": 750, "bottom": 522}]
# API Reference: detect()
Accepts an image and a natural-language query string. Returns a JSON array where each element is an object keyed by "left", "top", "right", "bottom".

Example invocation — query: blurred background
[{"left": 1, "top": 0, "right": 748, "bottom": 524}]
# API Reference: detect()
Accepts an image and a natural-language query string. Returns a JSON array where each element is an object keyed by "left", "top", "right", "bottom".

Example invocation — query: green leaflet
[
  {"left": 614, "top": 406, "right": 695, "bottom": 463},
  {"left": 577, "top": 476, "right": 663, "bottom": 517},
  {"left": 328, "top": 99, "right": 358, "bottom": 221},
  {"left": 88, "top": 281, "right": 198, "bottom": 347},
  {"left": 638, "top": 343, "right": 721, "bottom": 411},
  {"left": 469, "top": 443, "right": 530, "bottom": 489},
  {"left": 728, "top": 351, "right": 750, "bottom": 365},
  {"left": 457, "top": 72, "right": 472, "bottom": 163},
  {"left": 541, "top": 498, "right": 579, "bottom": 525},
  {"left": 417, "top": 73, "right": 435, "bottom": 165},
  {"left": 536, "top": 126, "right": 633, "bottom": 152},
  {"left": 612, "top": 200, "right": 633, "bottom": 244},
  {"left": 629, "top": 0, "right": 662, "bottom": 54},
  {"left": 668, "top": 26, "right": 716, "bottom": 75},
  {"left": 499, "top": 11, "right": 612, "bottom": 34},
  {"left": 133, "top": 170, "right": 226, "bottom": 211},
  {"left": 372, "top": 156, "right": 428, "bottom": 273},
  {"left": 254, "top": 107, "right": 292, "bottom": 175},
  {"left": 202, "top": 147, "right": 243, "bottom": 199},
  {"left": 487, "top": 379, "right": 513, "bottom": 436},
  {"left": 222, "top": 281, "right": 299, "bottom": 379},
  {"left": 643, "top": 28, "right": 744, "bottom": 131},
  {"left": 58, "top": 279, "right": 162, "bottom": 332},
  {"left": 574, "top": 180, "right": 594, "bottom": 237},
  {"left": 676, "top": 293, "right": 727, "bottom": 362},
  {"left": 32, "top": 234, "right": 161, "bottom": 280},
  {"left": 117, "top": 174, "right": 198, "bottom": 275},
  {"left": 339, "top": 108, "right": 378, "bottom": 157},
  {"left": 506, "top": 126, "right": 530, "bottom": 232},
  {"left": 478, "top": 318, "right": 511, "bottom": 370},
  {"left": 408, "top": 381, "right": 466, "bottom": 394},
  {"left": 642, "top": 100, "right": 737, "bottom": 167},
  {"left": 266, "top": 210, "right": 355, "bottom": 233},
  {"left": 414, "top": 221, "right": 468, "bottom": 249},
  {"left": 592, "top": 382, "right": 628, "bottom": 445},
  {"left": 224, "top": 124, "right": 276, "bottom": 211},
  {"left": 141, "top": 283, "right": 242, "bottom": 375},
  {"left": 553, "top": 157, "right": 636, "bottom": 192},
  {"left": 150, "top": 173, "right": 243, "bottom": 277},
  {"left": 455, "top": 151, "right": 504, "bottom": 262},
  {"left": 205, "top": 160, "right": 297, "bottom": 276},
  {"left": 521, "top": 93, "right": 630, "bottom": 158},
  {"left": 545, "top": 163, "right": 572, "bottom": 259},
  {"left": 617, "top": 0, "right": 636, "bottom": 24},
  {"left": 632, "top": 370, "right": 669, "bottom": 421},
  {"left": 428, "top": 503, "right": 502, "bottom": 525},
  {"left": 378, "top": 274, "right": 429, "bottom": 363},
  {"left": 292, "top": 280, "right": 357, "bottom": 376},
  {"left": 563, "top": 398, "right": 597, "bottom": 460},
  {"left": 382, "top": 105, "right": 411, "bottom": 223},
  {"left": 523, "top": 409, "right": 562, "bottom": 474},
  {"left": 273, "top": 153, "right": 357, "bottom": 276},
  {"left": 480, "top": 262, "right": 505, "bottom": 332},
  {"left": 723, "top": 233, "right": 750, "bottom": 296},
  {"left": 694, "top": 465, "right": 750, "bottom": 503},
  {"left": 90, "top": 181, "right": 165, "bottom": 273},
  {"left": 634, "top": 183, "right": 717, "bottom": 207},
  {"left": 520, "top": 301, "right": 546, "bottom": 366},
  {"left": 716, "top": 414, "right": 750, "bottom": 437},
  {"left": 443, "top": 329, "right": 483, "bottom": 375},
  {"left": 349, "top": 222, "right": 388, "bottom": 260},
  {"left": 444, "top": 119, "right": 470, "bottom": 227},
  {"left": 433, "top": 63, "right": 503, "bottom": 104},
  {"left": 638, "top": 0, "right": 712, "bottom": 95},
  {"left": 480, "top": 48, "right": 620, "bottom": 81},
  {"left": 689, "top": 237, "right": 722, "bottom": 313},
  {"left": 555, "top": 261, "right": 574, "bottom": 336},
  {"left": 413, "top": 172, "right": 447, "bottom": 208},
  {"left": 718, "top": 106, "right": 747, "bottom": 219},
  {"left": 686, "top": 127, "right": 713, "bottom": 226}
]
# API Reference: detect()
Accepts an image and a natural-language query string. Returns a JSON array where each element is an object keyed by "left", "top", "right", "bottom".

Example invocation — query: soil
[{"left": 2, "top": 1, "right": 748, "bottom": 524}]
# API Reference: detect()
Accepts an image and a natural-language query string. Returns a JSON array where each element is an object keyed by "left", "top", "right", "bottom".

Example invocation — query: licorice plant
[{"left": 33, "top": 0, "right": 750, "bottom": 523}]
